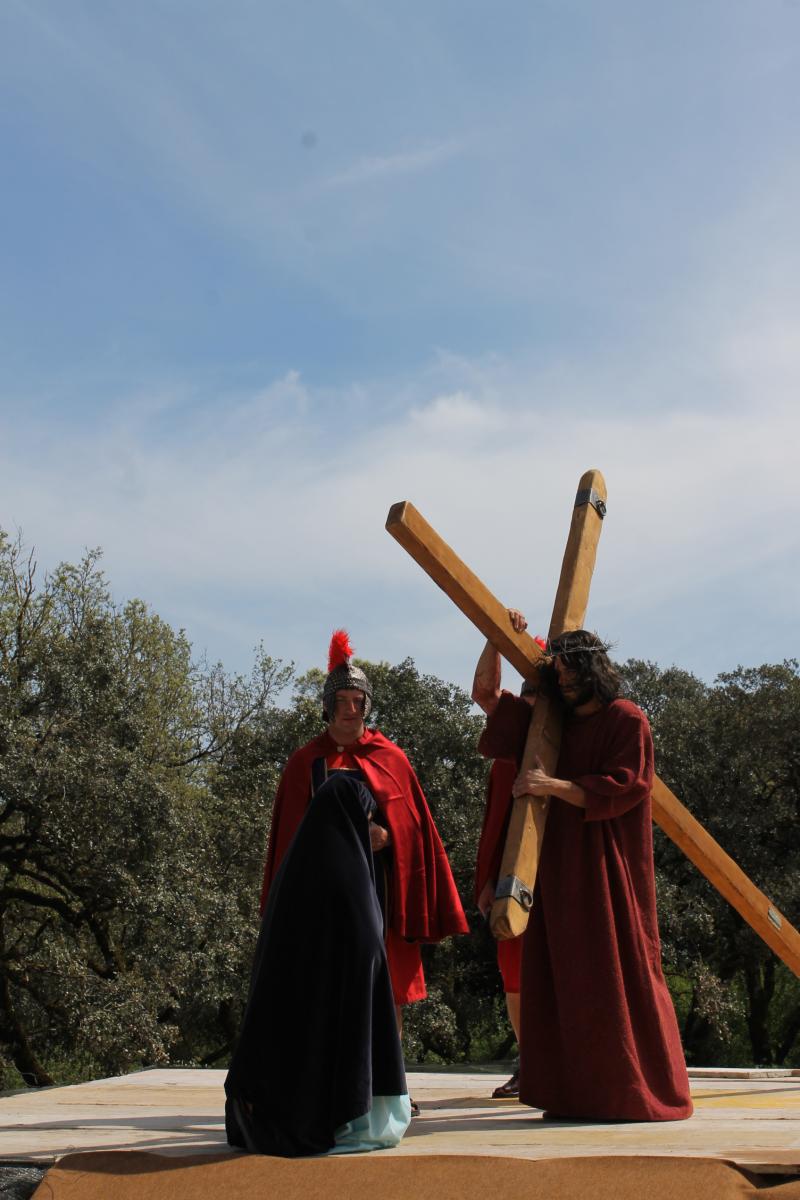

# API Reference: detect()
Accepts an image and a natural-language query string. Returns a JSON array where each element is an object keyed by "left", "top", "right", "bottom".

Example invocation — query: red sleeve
[
  {"left": 477, "top": 691, "right": 531, "bottom": 763},
  {"left": 474, "top": 759, "right": 517, "bottom": 902},
  {"left": 577, "top": 706, "right": 654, "bottom": 822}
]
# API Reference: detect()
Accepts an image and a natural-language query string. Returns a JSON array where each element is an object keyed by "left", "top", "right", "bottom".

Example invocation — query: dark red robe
[
  {"left": 261, "top": 728, "right": 469, "bottom": 945},
  {"left": 481, "top": 693, "right": 692, "bottom": 1121},
  {"left": 474, "top": 743, "right": 523, "bottom": 994},
  {"left": 474, "top": 756, "right": 518, "bottom": 906}
]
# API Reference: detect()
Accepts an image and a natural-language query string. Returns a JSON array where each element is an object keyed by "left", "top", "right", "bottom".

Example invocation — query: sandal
[{"left": 492, "top": 1069, "right": 520, "bottom": 1099}]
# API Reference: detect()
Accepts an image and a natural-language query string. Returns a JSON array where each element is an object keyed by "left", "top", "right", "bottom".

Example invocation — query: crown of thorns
[{"left": 546, "top": 632, "right": 613, "bottom": 658}]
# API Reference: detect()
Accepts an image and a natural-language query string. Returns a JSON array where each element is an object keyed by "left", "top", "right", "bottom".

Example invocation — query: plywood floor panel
[{"left": 2, "top": 1068, "right": 800, "bottom": 1175}]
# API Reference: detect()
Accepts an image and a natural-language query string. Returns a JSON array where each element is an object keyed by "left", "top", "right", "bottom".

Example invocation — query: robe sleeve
[
  {"left": 477, "top": 691, "right": 531, "bottom": 763},
  {"left": 575, "top": 705, "right": 654, "bottom": 822}
]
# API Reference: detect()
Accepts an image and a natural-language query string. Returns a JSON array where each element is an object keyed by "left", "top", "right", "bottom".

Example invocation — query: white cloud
[
  {"left": 323, "top": 140, "right": 464, "bottom": 189},
  {"left": 2, "top": 297, "right": 797, "bottom": 686},
  {"left": 408, "top": 392, "right": 504, "bottom": 435},
  {"left": 4, "top": 142, "right": 799, "bottom": 672}
]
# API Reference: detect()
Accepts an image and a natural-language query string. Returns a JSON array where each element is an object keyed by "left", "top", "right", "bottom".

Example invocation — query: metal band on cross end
[
  {"left": 574, "top": 487, "right": 606, "bottom": 518},
  {"left": 495, "top": 875, "right": 534, "bottom": 911},
  {"left": 768, "top": 907, "right": 783, "bottom": 930}
]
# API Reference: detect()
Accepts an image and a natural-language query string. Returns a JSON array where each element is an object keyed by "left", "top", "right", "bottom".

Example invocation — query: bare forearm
[
  {"left": 472, "top": 639, "right": 501, "bottom": 715},
  {"left": 473, "top": 610, "right": 528, "bottom": 715},
  {"left": 513, "top": 766, "right": 587, "bottom": 808},
  {"left": 541, "top": 777, "right": 587, "bottom": 809}
]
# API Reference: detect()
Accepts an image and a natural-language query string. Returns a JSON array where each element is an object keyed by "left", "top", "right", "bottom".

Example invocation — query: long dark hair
[{"left": 545, "top": 629, "right": 622, "bottom": 704}]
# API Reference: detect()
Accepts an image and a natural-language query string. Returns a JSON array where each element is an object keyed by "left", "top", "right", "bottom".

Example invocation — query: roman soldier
[{"left": 261, "top": 631, "right": 468, "bottom": 1020}]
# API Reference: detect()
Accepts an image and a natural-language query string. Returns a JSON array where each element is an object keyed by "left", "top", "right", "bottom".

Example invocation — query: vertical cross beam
[{"left": 491, "top": 470, "right": 607, "bottom": 938}]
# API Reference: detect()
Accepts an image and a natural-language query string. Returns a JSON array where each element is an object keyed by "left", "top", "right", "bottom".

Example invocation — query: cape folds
[{"left": 261, "top": 728, "right": 468, "bottom": 943}]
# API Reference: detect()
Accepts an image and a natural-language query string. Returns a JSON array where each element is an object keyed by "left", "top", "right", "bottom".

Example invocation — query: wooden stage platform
[{"left": 2, "top": 1066, "right": 800, "bottom": 1176}]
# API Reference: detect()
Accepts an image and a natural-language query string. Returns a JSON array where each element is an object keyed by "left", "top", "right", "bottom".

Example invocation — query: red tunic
[
  {"left": 474, "top": 746, "right": 523, "bottom": 995},
  {"left": 481, "top": 694, "right": 692, "bottom": 1121},
  {"left": 261, "top": 728, "right": 469, "bottom": 1003},
  {"left": 474, "top": 757, "right": 518, "bottom": 904}
]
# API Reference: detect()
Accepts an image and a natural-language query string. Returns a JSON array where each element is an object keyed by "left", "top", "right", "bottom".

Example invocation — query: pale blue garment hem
[{"left": 329, "top": 1094, "right": 411, "bottom": 1154}]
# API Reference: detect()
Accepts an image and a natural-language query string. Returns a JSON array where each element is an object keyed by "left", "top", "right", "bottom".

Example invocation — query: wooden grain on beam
[
  {"left": 491, "top": 468, "right": 607, "bottom": 939},
  {"left": 652, "top": 777, "right": 800, "bottom": 976},
  {"left": 550, "top": 468, "right": 608, "bottom": 636},
  {"left": 385, "top": 501, "right": 546, "bottom": 683}
]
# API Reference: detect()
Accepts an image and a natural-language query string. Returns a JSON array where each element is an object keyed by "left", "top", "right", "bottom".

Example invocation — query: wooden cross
[{"left": 385, "top": 473, "right": 800, "bottom": 976}]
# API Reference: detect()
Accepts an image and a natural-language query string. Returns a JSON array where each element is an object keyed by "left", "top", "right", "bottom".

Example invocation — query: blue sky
[{"left": 1, "top": 0, "right": 798, "bottom": 695}]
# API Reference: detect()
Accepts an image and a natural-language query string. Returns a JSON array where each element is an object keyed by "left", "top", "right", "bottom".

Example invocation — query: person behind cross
[
  {"left": 479, "top": 626, "right": 693, "bottom": 1121},
  {"left": 472, "top": 608, "right": 541, "bottom": 1099},
  {"left": 261, "top": 630, "right": 468, "bottom": 1053}
]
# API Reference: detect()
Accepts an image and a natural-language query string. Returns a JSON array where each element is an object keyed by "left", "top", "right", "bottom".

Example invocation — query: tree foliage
[
  {"left": 0, "top": 532, "right": 292, "bottom": 1086},
  {"left": 622, "top": 658, "right": 800, "bottom": 1065},
  {"left": 2, "top": 528, "right": 800, "bottom": 1085}
]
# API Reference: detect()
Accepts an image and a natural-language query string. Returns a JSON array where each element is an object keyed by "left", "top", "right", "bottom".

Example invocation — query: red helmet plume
[{"left": 328, "top": 629, "right": 354, "bottom": 673}]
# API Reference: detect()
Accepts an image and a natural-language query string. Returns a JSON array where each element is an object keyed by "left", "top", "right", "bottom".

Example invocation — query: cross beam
[
  {"left": 385, "top": 498, "right": 800, "bottom": 977},
  {"left": 490, "top": 469, "right": 608, "bottom": 937}
]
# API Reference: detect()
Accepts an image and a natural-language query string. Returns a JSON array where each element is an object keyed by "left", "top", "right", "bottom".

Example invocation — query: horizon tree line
[{"left": 1, "top": 529, "right": 798, "bottom": 1087}]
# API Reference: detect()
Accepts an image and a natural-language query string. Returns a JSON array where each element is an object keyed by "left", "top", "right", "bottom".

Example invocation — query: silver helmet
[{"left": 323, "top": 630, "right": 373, "bottom": 722}]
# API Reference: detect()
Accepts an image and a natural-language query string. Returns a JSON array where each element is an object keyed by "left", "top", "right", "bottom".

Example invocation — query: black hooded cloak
[{"left": 225, "top": 773, "right": 407, "bottom": 1156}]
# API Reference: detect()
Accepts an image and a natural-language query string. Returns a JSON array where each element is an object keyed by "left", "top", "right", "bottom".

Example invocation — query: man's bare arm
[
  {"left": 472, "top": 639, "right": 502, "bottom": 714},
  {"left": 472, "top": 609, "right": 528, "bottom": 715}
]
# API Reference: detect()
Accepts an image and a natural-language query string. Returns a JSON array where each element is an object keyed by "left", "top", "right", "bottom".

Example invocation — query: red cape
[{"left": 261, "top": 728, "right": 468, "bottom": 943}]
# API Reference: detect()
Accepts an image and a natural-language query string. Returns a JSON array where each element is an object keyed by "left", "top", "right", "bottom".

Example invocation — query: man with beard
[{"left": 479, "top": 627, "right": 692, "bottom": 1122}]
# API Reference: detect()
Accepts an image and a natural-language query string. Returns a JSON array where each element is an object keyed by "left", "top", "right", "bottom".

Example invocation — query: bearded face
[{"left": 554, "top": 658, "right": 596, "bottom": 709}]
